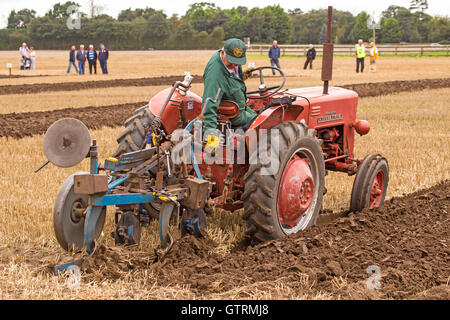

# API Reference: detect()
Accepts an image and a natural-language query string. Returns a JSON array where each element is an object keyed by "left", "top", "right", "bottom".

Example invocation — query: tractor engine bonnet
[{"left": 277, "top": 157, "right": 315, "bottom": 226}]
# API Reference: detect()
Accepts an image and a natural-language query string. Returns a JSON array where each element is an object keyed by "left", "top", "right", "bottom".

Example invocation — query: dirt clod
[{"left": 73, "top": 180, "right": 449, "bottom": 299}]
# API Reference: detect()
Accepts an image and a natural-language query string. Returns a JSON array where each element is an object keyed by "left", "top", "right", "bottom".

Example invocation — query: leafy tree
[
  {"left": 0, "top": 2, "right": 447, "bottom": 50},
  {"left": 145, "top": 12, "right": 171, "bottom": 46},
  {"left": 118, "top": 8, "right": 145, "bottom": 22},
  {"left": 291, "top": 9, "right": 328, "bottom": 44},
  {"left": 46, "top": 2, "right": 81, "bottom": 19},
  {"left": 351, "top": 12, "right": 372, "bottom": 42},
  {"left": 223, "top": 14, "right": 247, "bottom": 39},
  {"left": 262, "top": 5, "right": 293, "bottom": 43},
  {"left": 382, "top": 5, "right": 402, "bottom": 18},
  {"left": 410, "top": 0, "right": 428, "bottom": 13},
  {"left": 380, "top": 17, "right": 403, "bottom": 43},
  {"left": 288, "top": 9, "right": 303, "bottom": 16},
  {"left": 7, "top": 9, "right": 36, "bottom": 29},
  {"left": 426, "top": 16, "right": 450, "bottom": 43},
  {"left": 209, "top": 26, "right": 225, "bottom": 47}
]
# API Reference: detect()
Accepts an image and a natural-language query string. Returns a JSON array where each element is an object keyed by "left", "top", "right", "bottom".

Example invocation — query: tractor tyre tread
[
  {"left": 350, "top": 154, "right": 389, "bottom": 212},
  {"left": 113, "top": 104, "right": 154, "bottom": 157},
  {"left": 243, "top": 121, "right": 325, "bottom": 243}
]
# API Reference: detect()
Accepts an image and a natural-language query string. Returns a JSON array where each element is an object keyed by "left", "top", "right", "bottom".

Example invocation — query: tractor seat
[{"left": 217, "top": 100, "right": 239, "bottom": 121}]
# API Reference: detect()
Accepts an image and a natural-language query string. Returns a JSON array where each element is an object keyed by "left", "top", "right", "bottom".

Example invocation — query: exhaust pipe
[{"left": 322, "top": 6, "right": 334, "bottom": 94}]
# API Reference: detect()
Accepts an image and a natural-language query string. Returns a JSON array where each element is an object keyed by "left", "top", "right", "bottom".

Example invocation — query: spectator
[
  {"left": 304, "top": 44, "right": 316, "bottom": 69},
  {"left": 76, "top": 44, "right": 86, "bottom": 75},
  {"left": 98, "top": 43, "right": 109, "bottom": 74},
  {"left": 369, "top": 42, "right": 379, "bottom": 72},
  {"left": 67, "top": 45, "right": 79, "bottom": 74},
  {"left": 29, "top": 47, "right": 36, "bottom": 70},
  {"left": 355, "top": 39, "right": 366, "bottom": 73},
  {"left": 268, "top": 40, "right": 281, "bottom": 75},
  {"left": 19, "top": 42, "right": 30, "bottom": 70},
  {"left": 87, "top": 44, "right": 98, "bottom": 75},
  {"left": 19, "top": 42, "right": 29, "bottom": 59}
]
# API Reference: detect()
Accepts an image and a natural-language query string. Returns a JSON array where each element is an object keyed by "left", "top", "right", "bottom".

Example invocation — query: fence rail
[{"left": 247, "top": 44, "right": 450, "bottom": 56}]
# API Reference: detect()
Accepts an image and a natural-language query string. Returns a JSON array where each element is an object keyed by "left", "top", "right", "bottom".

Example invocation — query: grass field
[
  {"left": 0, "top": 50, "right": 449, "bottom": 87},
  {"left": 0, "top": 87, "right": 448, "bottom": 299},
  {"left": 0, "top": 51, "right": 448, "bottom": 299}
]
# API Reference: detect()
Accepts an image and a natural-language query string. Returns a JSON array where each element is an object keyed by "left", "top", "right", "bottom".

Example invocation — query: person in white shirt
[
  {"left": 29, "top": 47, "right": 36, "bottom": 70},
  {"left": 19, "top": 42, "right": 30, "bottom": 70},
  {"left": 19, "top": 42, "right": 29, "bottom": 58}
]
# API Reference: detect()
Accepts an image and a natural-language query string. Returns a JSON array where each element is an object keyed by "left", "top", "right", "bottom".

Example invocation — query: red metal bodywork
[{"left": 147, "top": 85, "right": 361, "bottom": 209}]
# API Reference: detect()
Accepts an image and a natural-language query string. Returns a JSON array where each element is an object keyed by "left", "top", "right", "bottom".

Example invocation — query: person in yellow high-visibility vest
[
  {"left": 355, "top": 39, "right": 366, "bottom": 73},
  {"left": 369, "top": 42, "right": 379, "bottom": 72}
]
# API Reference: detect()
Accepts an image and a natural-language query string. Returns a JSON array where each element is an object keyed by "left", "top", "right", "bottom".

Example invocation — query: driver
[{"left": 201, "top": 38, "right": 257, "bottom": 152}]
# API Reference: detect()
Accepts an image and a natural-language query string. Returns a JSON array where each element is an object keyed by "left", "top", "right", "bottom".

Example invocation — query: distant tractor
[{"left": 40, "top": 7, "right": 388, "bottom": 262}]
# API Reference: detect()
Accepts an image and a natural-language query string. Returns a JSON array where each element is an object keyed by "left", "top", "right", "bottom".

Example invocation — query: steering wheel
[{"left": 246, "top": 66, "right": 286, "bottom": 99}]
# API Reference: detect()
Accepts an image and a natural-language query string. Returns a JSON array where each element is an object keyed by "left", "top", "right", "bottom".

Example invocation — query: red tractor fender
[{"left": 247, "top": 104, "right": 304, "bottom": 131}]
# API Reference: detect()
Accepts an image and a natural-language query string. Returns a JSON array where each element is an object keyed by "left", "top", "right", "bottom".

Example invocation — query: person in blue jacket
[
  {"left": 268, "top": 40, "right": 281, "bottom": 75},
  {"left": 98, "top": 44, "right": 109, "bottom": 74},
  {"left": 66, "top": 45, "right": 79, "bottom": 74}
]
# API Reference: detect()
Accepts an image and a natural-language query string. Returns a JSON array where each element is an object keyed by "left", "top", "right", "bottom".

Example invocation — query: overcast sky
[{"left": 0, "top": 0, "right": 448, "bottom": 28}]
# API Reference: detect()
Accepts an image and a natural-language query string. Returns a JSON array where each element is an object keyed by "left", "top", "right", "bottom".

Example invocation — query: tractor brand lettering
[
  {"left": 317, "top": 113, "right": 343, "bottom": 123},
  {"left": 325, "top": 111, "right": 336, "bottom": 115},
  {"left": 233, "top": 47, "right": 244, "bottom": 57}
]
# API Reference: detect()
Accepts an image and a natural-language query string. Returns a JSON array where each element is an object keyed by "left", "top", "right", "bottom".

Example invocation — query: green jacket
[{"left": 202, "top": 50, "right": 257, "bottom": 135}]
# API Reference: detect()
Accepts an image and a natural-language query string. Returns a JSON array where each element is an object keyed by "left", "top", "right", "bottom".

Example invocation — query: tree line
[{"left": 0, "top": 1, "right": 448, "bottom": 50}]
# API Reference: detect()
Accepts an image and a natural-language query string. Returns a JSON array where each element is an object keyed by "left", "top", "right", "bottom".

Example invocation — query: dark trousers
[
  {"left": 99, "top": 60, "right": 108, "bottom": 74},
  {"left": 304, "top": 57, "right": 313, "bottom": 69},
  {"left": 356, "top": 58, "right": 365, "bottom": 73},
  {"left": 88, "top": 60, "right": 97, "bottom": 74},
  {"left": 270, "top": 58, "right": 280, "bottom": 75}
]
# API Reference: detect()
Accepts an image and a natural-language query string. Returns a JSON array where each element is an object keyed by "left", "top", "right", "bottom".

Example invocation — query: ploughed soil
[
  {"left": 0, "top": 74, "right": 50, "bottom": 79},
  {"left": 0, "top": 75, "right": 203, "bottom": 95},
  {"left": 1, "top": 78, "right": 449, "bottom": 139},
  {"left": 342, "top": 77, "right": 450, "bottom": 97},
  {"left": 0, "top": 75, "right": 448, "bottom": 96},
  {"left": 0, "top": 101, "right": 144, "bottom": 139},
  {"left": 75, "top": 180, "right": 449, "bottom": 299}
]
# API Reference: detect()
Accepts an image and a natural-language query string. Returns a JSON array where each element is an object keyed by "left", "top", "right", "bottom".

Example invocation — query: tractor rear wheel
[
  {"left": 242, "top": 121, "right": 325, "bottom": 242},
  {"left": 350, "top": 154, "right": 389, "bottom": 212},
  {"left": 113, "top": 104, "right": 154, "bottom": 157}
]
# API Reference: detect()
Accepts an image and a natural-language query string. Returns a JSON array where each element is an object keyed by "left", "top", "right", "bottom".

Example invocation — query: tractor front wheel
[
  {"left": 350, "top": 154, "right": 389, "bottom": 212},
  {"left": 242, "top": 121, "right": 325, "bottom": 242}
]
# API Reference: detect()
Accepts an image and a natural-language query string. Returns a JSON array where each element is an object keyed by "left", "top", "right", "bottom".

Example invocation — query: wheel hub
[
  {"left": 70, "top": 200, "right": 85, "bottom": 224},
  {"left": 278, "top": 156, "right": 315, "bottom": 226},
  {"left": 369, "top": 170, "right": 385, "bottom": 208}
]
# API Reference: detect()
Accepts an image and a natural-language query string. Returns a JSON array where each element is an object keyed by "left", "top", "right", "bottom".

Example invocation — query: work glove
[
  {"left": 204, "top": 135, "right": 220, "bottom": 155},
  {"left": 243, "top": 68, "right": 255, "bottom": 80}
]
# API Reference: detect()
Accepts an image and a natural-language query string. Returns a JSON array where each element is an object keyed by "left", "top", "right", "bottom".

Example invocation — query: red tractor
[
  {"left": 46, "top": 7, "right": 388, "bottom": 257},
  {"left": 112, "top": 63, "right": 388, "bottom": 243}
]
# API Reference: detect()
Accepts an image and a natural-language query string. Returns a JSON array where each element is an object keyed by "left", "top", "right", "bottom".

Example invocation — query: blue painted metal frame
[
  {"left": 93, "top": 193, "right": 157, "bottom": 206},
  {"left": 83, "top": 147, "right": 164, "bottom": 253}
]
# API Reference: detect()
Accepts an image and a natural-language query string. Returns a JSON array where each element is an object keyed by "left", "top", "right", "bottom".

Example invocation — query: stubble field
[{"left": 0, "top": 51, "right": 448, "bottom": 299}]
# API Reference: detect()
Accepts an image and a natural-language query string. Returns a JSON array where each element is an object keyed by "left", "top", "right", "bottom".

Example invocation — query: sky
[{"left": 0, "top": 0, "right": 448, "bottom": 28}]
